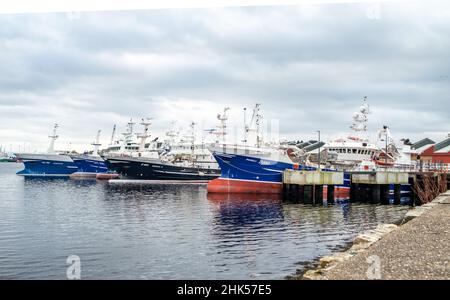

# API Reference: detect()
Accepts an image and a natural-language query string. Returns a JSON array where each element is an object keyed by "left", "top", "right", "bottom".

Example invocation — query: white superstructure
[
  {"left": 103, "top": 118, "right": 159, "bottom": 158},
  {"left": 323, "top": 97, "right": 380, "bottom": 168},
  {"left": 209, "top": 103, "right": 301, "bottom": 164},
  {"left": 16, "top": 123, "right": 74, "bottom": 163}
]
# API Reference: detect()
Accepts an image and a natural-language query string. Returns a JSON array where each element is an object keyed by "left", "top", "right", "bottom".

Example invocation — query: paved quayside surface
[{"left": 323, "top": 191, "right": 450, "bottom": 280}]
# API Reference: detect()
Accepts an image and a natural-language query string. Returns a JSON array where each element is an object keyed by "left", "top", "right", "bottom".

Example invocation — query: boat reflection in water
[
  {"left": 207, "top": 193, "right": 284, "bottom": 227},
  {"left": 206, "top": 193, "right": 287, "bottom": 279},
  {"left": 206, "top": 192, "right": 410, "bottom": 278},
  {"left": 5, "top": 158, "right": 411, "bottom": 280}
]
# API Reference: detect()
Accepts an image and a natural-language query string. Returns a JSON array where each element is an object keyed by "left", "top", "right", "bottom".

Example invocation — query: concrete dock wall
[{"left": 283, "top": 170, "right": 344, "bottom": 185}]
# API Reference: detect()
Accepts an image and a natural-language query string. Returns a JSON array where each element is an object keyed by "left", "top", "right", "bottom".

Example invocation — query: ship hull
[
  {"left": 103, "top": 156, "right": 221, "bottom": 181},
  {"left": 207, "top": 152, "right": 410, "bottom": 197},
  {"left": 15, "top": 154, "right": 78, "bottom": 177},
  {"left": 207, "top": 177, "right": 284, "bottom": 194},
  {"left": 207, "top": 153, "right": 315, "bottom": 194},
  {"left": 71, "top": 156, "right": 108, "bottom": 175}
]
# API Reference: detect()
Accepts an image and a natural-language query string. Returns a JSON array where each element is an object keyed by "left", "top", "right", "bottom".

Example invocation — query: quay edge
[{"left": 294, "top": 189, "right": 450, "bottom": 280}]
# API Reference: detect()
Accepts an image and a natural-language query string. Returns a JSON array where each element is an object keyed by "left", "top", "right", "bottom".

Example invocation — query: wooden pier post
[
  {"left": 327, "top": 185, "right": 335, "bottom": 204},
  {"left": 394, "top": 184, "right": 401, "bottom": 205}
]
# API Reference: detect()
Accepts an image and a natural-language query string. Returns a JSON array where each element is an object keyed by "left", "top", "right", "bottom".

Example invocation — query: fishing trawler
[
  {"left": 322, "top": 97, "right": 380, "bottom": 170},
  {"left": 15, "top": 124, "right": 79, "bottom": 177},
  {"left": 70, "top": 130, "right": 109, "bottom": 178},
  {"left": 207, "top": 104, "right": 315, "bottom": 193},
  {"left": 320, "top": 98, "right": 411, "bottom": 196},
  {"left": 102, "top": 119, "right": 141, "bottom": 155},
  {"left": 103, "top": 119, "right": 220, "bottom": 181},
  {"left": 0, "top": 146, "right": 15, "bottom": 162},
  {"left": 208, "top": 99, "right": 411, "bottom": 197}
]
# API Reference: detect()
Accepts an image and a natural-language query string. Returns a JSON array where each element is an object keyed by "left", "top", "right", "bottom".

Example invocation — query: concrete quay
[{"left": 300, "top": 190, "right": 450, "bottom": 280}]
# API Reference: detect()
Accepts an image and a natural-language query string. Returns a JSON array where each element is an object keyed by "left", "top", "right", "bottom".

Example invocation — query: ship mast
[
  {"left": 161, "top": 121, "right": 179, "bottom": 155},
  {"left": 215, "top": 107, "right": 230, "bottom": 144},
  {"left": 122, "top": 118, "right": 135, "bottom": 137},
  {"left": 349, "top": 96, "right": 370, "bottom": 140},
  {"left": 243, "top": 107, "right": 247, "bottom": 145},
  {"left": 120, "top": 118, "right": 135, "bottom": 152},
  {"left": 190, "top": 121, "right": 196, "bottom": 165},
  {"left": 138, "top": 118, "right": 152, "bottom": 152},
  {"left": 255, "top": 105, "right": 263, "bottom": 148},
  {"left": 246, "top": 103, "right": 263, "bottom": 148},
  {"left": 128, "top": 118, "right": 135, "bottom": 134},
  {"left": 110, "top": 124, "right": 116, "bottom": 145},
  {"left": 91, "top": 130, "right": 102, "bottom": 156},
  {"left": 165, "top": 121, "right": 179, "bottom": 145},
  {"left": 47, "top": 123, "right": 59, "bottom": 154}
]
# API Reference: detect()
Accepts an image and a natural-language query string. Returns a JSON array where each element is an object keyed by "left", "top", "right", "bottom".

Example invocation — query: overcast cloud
[{"left": 1, "top": 1, "right": 450, "bottom": 152}]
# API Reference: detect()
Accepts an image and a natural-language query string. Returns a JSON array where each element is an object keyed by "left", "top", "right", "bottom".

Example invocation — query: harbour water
[{"left": 0, "top": 163, "right": 410, "bottom": 279}]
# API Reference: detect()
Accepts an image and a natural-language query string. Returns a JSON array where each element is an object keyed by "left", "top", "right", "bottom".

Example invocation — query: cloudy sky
[{"left": 0, "top": 1, "right": 449, "bottom": 152}]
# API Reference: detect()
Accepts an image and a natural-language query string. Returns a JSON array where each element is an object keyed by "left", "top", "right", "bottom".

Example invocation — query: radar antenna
[{"left": 138, "top": 118, "right": 153, "bottom": 152}]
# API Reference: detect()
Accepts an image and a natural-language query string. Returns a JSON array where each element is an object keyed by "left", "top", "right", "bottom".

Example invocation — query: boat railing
[{"left": 379, "top": 163, "right": 450, "bottom": 173}]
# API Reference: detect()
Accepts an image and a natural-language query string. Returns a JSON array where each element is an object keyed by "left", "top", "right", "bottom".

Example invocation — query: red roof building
[{"left": 412, "top": 135, "right": 450, "bottom": 164}]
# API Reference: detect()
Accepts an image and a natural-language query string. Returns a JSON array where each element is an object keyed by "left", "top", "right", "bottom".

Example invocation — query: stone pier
[{"left": 301, "top": 190, "right": 450, "bottom": 280}]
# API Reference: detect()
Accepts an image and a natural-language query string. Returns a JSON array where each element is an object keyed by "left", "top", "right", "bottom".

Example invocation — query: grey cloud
[{"left": 0, "top": 2, "right": 449, "bottom": 152}]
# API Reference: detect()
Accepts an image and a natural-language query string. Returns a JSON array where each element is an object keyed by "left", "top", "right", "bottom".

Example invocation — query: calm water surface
[{"left": 0, "top": 163, "right": 409, "bottom": 279}]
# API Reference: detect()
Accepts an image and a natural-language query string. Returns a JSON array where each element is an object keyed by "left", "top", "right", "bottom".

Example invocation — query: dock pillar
[
  {"left": 327, "top": 185, "right": 335, "bottom": 204},
  {"left": 408, "top": 176, "right": 416, "bottom": 207},
  {"left": 289, "top": 184, "right": 298, "bottom": 202},
  {"left": 380, "top": 184, "right": 390, "bottom": 205},
  {"left": 394, "top": 184, "right": 401, "bottom": 205},
  {"left": 350, "top": 183, "right": 358, "bottom": 202},
  {"left": 370, "top": 185, "right": 381, "bottom": 204},
  {"left": 359, "top": 185, "right": 368, "bottom": 203},
  {"left": 354, "top": 184, "right": 366, "bottom": 203},
  {"left": 298, "top": 185, "right": 305, "bottom": 203},
  {"left": 283, "top": 184, "right": 289, "bottom": 199},
  {"left": 314, "top": 185, "right": 323, "bottom": 205},
  {"left": 447, "top": 173, "right": 450, "bottom": 191},
  {"left": 304, "top": 185, "right": 313, "bottom": 204}
]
